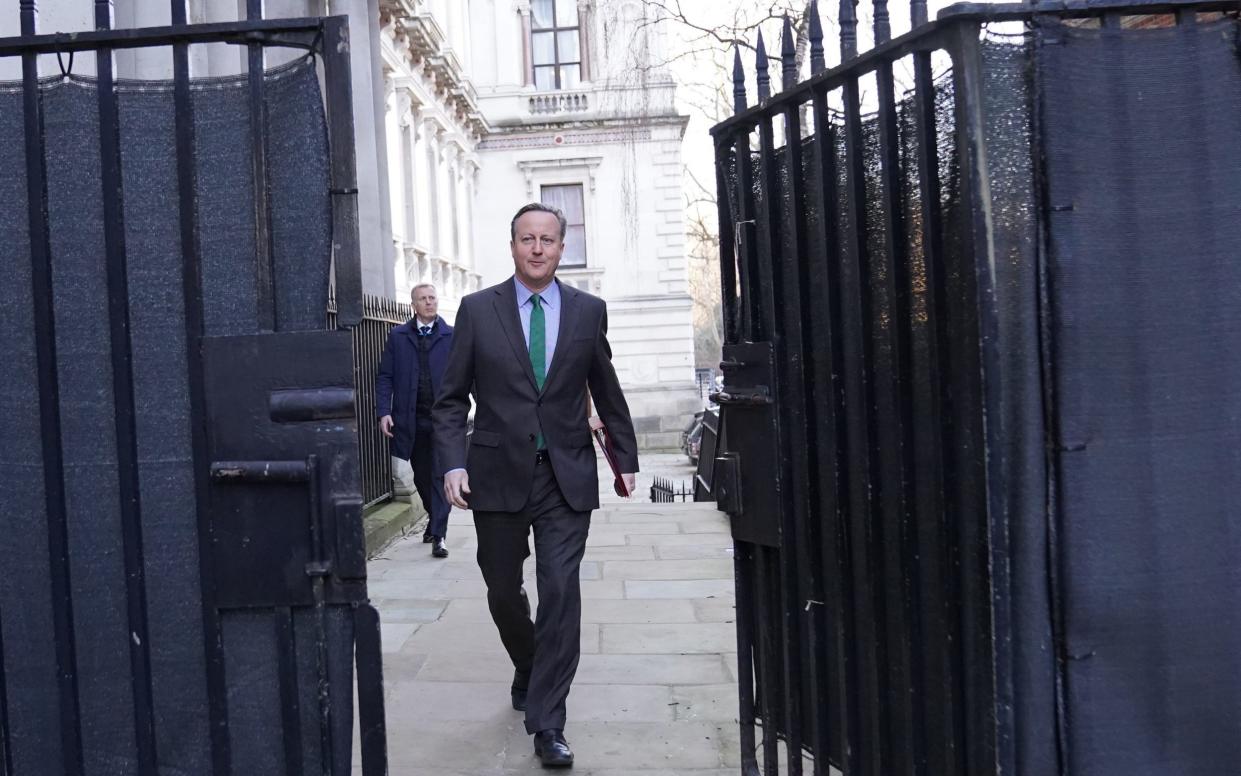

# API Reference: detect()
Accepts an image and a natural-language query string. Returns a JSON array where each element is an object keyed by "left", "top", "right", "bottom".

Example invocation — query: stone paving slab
[{"left": 361, "top": 453, "right": 751, "bottom": 773}]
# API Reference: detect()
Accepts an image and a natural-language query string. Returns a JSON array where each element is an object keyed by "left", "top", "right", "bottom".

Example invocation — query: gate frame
[
  {"left": 0, "top": 8, "right": 381, "bottom": 775},
  {"left": 711, "top": 1, "right": 1239, "bottom": 774}
]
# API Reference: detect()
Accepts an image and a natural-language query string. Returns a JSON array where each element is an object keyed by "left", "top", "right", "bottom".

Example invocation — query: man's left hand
[{"left": 622, "top": 473, "right": 636, "bottom": 497}]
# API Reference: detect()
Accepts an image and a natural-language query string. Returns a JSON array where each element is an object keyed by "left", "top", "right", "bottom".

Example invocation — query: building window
[
  {"left": 531, "top": 0, "right": 581, "bottom": 91},
  {"left": 541, "top": 184, "right": 587, "bottom": 268}
]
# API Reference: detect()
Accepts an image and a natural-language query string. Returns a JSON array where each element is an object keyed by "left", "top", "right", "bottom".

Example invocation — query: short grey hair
[
  {"left": 510, "top": 202, "right": 567, "bottom": 241},
  {"left": 411, "top": 283, "right": 436, "bottom": 298}
]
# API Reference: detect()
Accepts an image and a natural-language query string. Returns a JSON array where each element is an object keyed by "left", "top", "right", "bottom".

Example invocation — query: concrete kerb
[{"left": 365, "top": 498, "right": 427, "bottom": 558}]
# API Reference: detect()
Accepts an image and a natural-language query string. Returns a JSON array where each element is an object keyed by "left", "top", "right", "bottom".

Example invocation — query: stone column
[
  {"left": 577, "top": 0, "right": 593, "bottom": 82},
  {"left": 517, "top": 0, "right": 533, "bottom": 87}
]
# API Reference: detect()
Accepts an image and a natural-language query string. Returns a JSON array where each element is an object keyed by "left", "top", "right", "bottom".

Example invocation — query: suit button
[{"left": 528, "top": 433, "right": 536, "bottom": 441}]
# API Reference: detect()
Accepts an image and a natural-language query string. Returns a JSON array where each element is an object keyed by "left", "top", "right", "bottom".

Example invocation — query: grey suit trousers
[{"left": 473, "top": 458, "right": 590, "bottom": 734}]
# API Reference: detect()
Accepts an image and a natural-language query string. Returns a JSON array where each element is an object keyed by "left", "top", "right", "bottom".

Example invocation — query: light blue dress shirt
[{"left": 515, "top": 276, "right": 561, "bottom": 372}]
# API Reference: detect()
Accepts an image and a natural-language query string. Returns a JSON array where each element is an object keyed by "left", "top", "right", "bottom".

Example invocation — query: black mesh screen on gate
[
  {"left": 0, "top": 57, "right": 338, "bottom": 772},
  {"left": 1038, "top": 18, "right": 1241, "bottom": 775}
]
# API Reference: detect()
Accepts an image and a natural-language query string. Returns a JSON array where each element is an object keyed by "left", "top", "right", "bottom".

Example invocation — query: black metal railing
[
  {"left": 329, "top": 293, "right": 412, "bottom": 508},
  {"left": 712, "top": 1, "right": 1241, "bottom": 775},
  {"left": 0, "top": 8, "right": 384, "bottom": 775},
  {"left": 650, "top": 476, "right": 693, "bottom": 503}
]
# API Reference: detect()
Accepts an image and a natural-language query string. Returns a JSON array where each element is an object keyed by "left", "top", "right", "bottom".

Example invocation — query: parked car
[{"left": 681, "top": 410, "right": 705, "bottom": 464}]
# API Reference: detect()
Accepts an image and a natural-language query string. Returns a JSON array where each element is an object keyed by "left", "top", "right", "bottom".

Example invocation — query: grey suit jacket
[{"left": 432, "top": 277, "right": 639, "bottom": 513}]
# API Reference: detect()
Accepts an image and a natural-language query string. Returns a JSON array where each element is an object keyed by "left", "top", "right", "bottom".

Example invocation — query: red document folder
[{"left": 592, "top": 425, "right": 630, "bottom": 497}]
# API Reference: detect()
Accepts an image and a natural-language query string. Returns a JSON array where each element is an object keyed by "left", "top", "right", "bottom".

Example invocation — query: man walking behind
[
  {"left": 434, "top": 203, "right": 638, "bottom": 767},
  {"left": 377, "top": 283, "right": 453, "bottom": 558}
]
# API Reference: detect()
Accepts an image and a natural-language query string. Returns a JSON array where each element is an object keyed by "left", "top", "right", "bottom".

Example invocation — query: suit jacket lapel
[
  {"left": 492, "top": 281, "right": 539, "bottom": 392},
  {"left": 542, "top": 279, "right": 580, "bottom": 395}
]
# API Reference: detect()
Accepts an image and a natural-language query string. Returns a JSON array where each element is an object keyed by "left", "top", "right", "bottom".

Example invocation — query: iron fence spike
[
  {"left": 840, "top": 0, "right": 857, "bottom": 60},
  {"left": 755, "top": 30, "right": 770, "bottom": 101},
  {"left": 732, "top": 45, "right": 748, "bottom": 114},
  {"left": 809, "top": 0, "right": 826, "bottom": 74},
  {"left": 911, "top": 0, "right": 928, "bottom": 26},
  {"left": 781, "top": 14, "right": 797, "bottom": 90},
  {"left": 875, "top": 0, "right": 891, "bottom": 43}
]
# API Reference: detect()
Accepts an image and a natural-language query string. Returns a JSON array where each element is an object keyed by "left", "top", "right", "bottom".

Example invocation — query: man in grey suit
[{"left": 434, "top": 202, "right": 638, "bottom": 768}]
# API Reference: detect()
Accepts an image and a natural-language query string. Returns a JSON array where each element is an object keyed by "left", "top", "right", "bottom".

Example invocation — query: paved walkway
[{"left": 361, "top": 454, "right": 746, "bottom": 774}]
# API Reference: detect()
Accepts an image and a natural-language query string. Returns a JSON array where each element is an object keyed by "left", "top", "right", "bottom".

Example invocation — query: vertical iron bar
[
  {"left": 0, "top": 607, "right": 12, "bottom": 775},
  {"left": 781, "top": 92, "right": 836, "bottom": 770},
  {"left": 809, "top": 0, "right": 826, "bottom": 74},
  {"left": 735, "top": 129, "right": 759, "bottom": 341},
  {"left": 781, "top": 16, "right": 797, "bottom": 91},
  {"left": 841, "top": 72, "right": 884, "bottom": 776},
  {"left": 732, "top": 544, "right": 760, "bottom": 774},
  {"left": 875, "top": 0, "right": 892, "bottom": 44},
  {"left": 20, "top": 1, "right": 85, "bottom": 772},
  {"left": 732, "top": 46, "right": 748, "bottom": 115},
  {"left": 306, "top": 455, "right": 335, "bottom": 775},
  {"left": 323, "top": 15, "right": 363, "bottom": 329},
  {"left": 94, "top": 1, "right": 159, "bottom": 769},
  {"left": 755, "top": 32, "right": 771, "bottom": 102},
  {"left": 1101, "top": 12, "right": 1122, "bottom": 27},
  {"left": 874, "top": 52, "right": 920, "bottom": 776},
  {"left": 948, "top": 22, "right": 1002, "bottom": 776},
  {"left": 911, "top": 45, "right": 961, "bottom": 776},
  {"left": 912, "top": 0, "right": 929, "bottom": 27},
  {"left": 169, "top": 0, "right": 232, "bottom": 769},
  {"left": 840, "top": 0, "right": 858, "bottom": 61},
  {"left": 275, "top": 608, "right": 304, "bottom": 775},
  {"left": 808, "top": 86, "right": 858, "bottom": 774},
  {"left": 354, "top": 604, "right": 389, "bottom": 776},
  {"left": 758, "top": 111, "right": 803, "bottom": 775},
  {"left": 246, "top": 0, "right": 276, "bottom": 331},
  {"left": 715, "top": 138, "right": 739, "bottom": 344},
  {"left": 754, "top": 549, "right": 780, "bottom": 774}
]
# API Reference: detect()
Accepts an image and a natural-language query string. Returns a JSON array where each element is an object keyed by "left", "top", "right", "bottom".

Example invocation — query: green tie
[{"left": 530, "top": 294, "right": 546, "bottom": 449}]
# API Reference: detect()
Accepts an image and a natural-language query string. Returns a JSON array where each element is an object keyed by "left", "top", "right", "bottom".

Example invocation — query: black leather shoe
[
  {"left": 431, "top": 538, "right": 448, "bottom": 558},
  {"left": 511, "top": 669, "right": 529, "bottom": 711},
  {"left": 533, "top": 729, "right": 573, "bottom": 768},
  {"left": 422, "top": 531, "right": 433, "bottom": 543}
]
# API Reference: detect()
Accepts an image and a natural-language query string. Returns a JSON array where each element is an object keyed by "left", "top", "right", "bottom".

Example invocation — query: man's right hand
[
  {"left": 444, "top": 468, "right": 471, "bottom": 509},
  {"left": 379, "top": 415, "right": 394, "bottom": 438}
]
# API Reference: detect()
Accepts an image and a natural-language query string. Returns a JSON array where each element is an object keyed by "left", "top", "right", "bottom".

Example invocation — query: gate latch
[{"left": 713, "top": 452, "right": 742, "bottom": 516}]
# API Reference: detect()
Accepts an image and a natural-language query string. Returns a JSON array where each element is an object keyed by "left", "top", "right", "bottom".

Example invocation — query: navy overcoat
[{"left": 375, "top": 317, "right": 453, "bottom": 461}]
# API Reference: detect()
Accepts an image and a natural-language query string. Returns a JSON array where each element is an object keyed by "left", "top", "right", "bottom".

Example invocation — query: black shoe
[
  {"left": 533, "top": 729, "right": 573, "bottom": 768},
  {"left": 422, "top": 531, "right": 433, "bottom": 543},
  {"left": 511, "top": 669, "right": 530, "bottom": 711},
  {"left": 431, "top": 537, "right": 448, "bottom": 558}
]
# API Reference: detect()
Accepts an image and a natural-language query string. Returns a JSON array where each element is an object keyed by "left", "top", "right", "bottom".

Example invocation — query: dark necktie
[{"left": 419, "top": 324, "right": 431, "bottom": 336}]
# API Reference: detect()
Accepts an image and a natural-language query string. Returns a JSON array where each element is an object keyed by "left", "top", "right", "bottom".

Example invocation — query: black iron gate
[
  {"left": 712, "top": 1, "right": 1241, "bottom": 774},
  {"left": 0, "top": 6, "right": 385, "bottom": 775}
]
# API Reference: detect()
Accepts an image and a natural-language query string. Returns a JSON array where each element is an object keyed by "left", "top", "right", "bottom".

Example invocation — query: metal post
[
  {"left": 19, "top": 1, "right": 85, "bottom": 771},
  {"left": 732, "top": 46, "right": 748, "bottom": 115},
  {"left": 841, "top": 70, "right": 884, "bottom": 776},
  {"left": 246, "top": 0, "right": 277, "bottom": 331},
  {"left": 755, "top": 31, "right": 771, "bottom": 102},
  {"left": 875, "top": 0, "right": 892, "bottom": 44},
  {"left": 167, "top": 3, "right": 232, "bottom": 771},
  {"left": 809, "top": 0, "right": 826, "bottom": 74},
  {"left": 840, "top": 0, "right": 857, "bottom": 61},
  {"left": 93, "top": 0, "right": 158, "bottom": 768},
  {"left": 910, "top": 35, "right": 962, "bottom": 776},
  {"left": 781, "top": 16, "right": 797, "bottom": 91}
]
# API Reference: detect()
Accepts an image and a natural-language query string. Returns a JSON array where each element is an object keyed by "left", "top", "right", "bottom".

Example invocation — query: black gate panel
[
  {"left": 713, "top": 2, "right": 1241, "bottom": 775},
  {"left": 1039, "top": 19, "right": 1241, "bottom": 775},
  {"left": 0, "top": 14, "right": 384, "bottom": 776}
]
